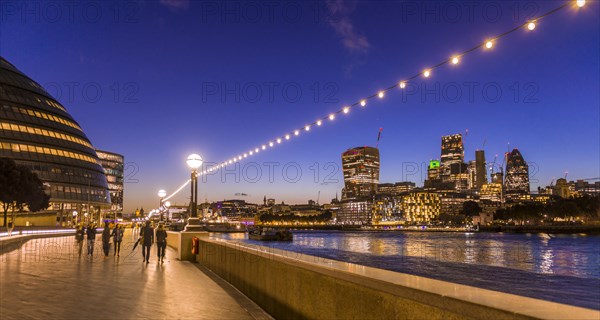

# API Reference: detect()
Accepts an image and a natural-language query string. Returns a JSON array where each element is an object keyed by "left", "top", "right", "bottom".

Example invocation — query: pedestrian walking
[
  {"left": 86, "top": 223, "right": 97, "bottom": 257},
  {"left": 75, "top": 223, "right": 85, "bottom": 256},
  {"left": 7, "top": 221, "right": 14, "bottom": 237},
  {"left": 141, "top": 221, "right": 154, "bottom": 263},
  {"left": 156, "top": 223, "right": 167, "bottom": 263},
  {"left": 112, "top": 224, "right": 124, "bottom": 256},
  {"left": 102, "top": 222, "right": 111, "bottom": 257}
]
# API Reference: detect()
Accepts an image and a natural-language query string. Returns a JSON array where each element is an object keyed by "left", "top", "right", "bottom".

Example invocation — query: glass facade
[
  {"left": 341, "top": 146, "right": 380, "bottom": 199},
  {"left": 96, "top": 150, "right": 124, "bottom": 217},
  {"left": 0, "top": 57, "right": 110, "bottom": 212},
  {"left": 504, "top": 149, "right": 530, "bottom": 195}
]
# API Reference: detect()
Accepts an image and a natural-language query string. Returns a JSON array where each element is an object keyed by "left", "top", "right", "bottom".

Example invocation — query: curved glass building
[
  {"left": 505, "top": 148, "right": 530, "bottom": 195},
  {"left": 0, "top": 57, "right": 110, "bottom": 219}
]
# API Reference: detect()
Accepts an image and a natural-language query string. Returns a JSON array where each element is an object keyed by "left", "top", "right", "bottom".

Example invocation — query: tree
[{"left": 0, "top": 158, "right": 50, "bottom": 227}]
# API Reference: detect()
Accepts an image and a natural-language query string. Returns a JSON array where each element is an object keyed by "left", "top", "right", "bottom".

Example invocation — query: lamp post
[
  {"left": 164, "top": 201, "right": 171, "bottom": 223},
  {"left": 185, "top": 154, "right": 203, "bottom": 230},
  {"left": 158, "top": 189, "right": 166, "bottom": 221}
]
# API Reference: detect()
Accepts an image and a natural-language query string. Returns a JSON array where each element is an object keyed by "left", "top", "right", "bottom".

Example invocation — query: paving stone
[{"left": 0, "top": 232, "right": 265, "bottom": 320}]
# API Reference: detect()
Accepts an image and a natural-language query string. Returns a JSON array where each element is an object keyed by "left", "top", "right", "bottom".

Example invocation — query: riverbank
[
  {"left": 479, "top": 225, "right": 600, "bottom": 234},
  {"left": 263, "top": 224, "right": 600, "bottom": 234}
]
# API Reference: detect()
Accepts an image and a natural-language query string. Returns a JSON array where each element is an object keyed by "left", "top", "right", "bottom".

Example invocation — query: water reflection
[
  {"left": 214, "top": 231, "right": 600, "bottom": 309},
  {"left": 215, "top": 231, "right": 600, "bottom": 279}
]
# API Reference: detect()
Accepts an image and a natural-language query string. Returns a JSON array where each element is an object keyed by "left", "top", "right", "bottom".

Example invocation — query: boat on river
[{"left": 248, "top": 227, "right": 293, "bottom": 241}]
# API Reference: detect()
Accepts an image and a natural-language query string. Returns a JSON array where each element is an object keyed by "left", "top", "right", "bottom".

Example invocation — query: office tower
[
  {"left": 475, "top": 150, "right": 487, "bottom": 189},
  {"left": 341, "top": 146, "right": 380, "bottom": 199},
  {"left": 504, "top": 149, "right": 530, "bottom": 195}
]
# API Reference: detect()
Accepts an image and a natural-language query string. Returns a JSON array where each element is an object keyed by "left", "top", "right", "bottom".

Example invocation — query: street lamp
[
  {"left": 185, "top": 154, "right": 203, "bottom": 231},
  {"left": 158, "top": 189, "right": 167, "bottom": 221},
  {"left": 186, "top": 154, "right": 202, "bottom": 217},
  {"left": 164, "top": 201, "right": 171, "bottom": 222}
]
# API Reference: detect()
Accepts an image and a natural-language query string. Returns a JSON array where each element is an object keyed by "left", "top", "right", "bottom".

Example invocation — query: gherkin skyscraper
[{"left": 504, "top": 149, "right": 530, "bottom": 195}]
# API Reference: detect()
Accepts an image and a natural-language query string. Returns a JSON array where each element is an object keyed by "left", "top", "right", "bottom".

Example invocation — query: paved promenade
[{"left": 0, "top": 231, "right": 272, "bottom": 320}]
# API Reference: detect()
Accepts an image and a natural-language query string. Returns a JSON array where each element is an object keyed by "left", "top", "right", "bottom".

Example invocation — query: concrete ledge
[
  {"left": 166, "top": 231, "right": 209, "bottom": 261},
  {"left": 0, "top": 231, "right": 75, "bottom": 254},
  {"left": 197, "top": 239, "right": 600, "bottom": 320}
]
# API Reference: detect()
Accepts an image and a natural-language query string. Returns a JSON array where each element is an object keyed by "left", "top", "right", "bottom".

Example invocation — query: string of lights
[{"left": 163, "top": 0, "right": 587, "bottom": 201}]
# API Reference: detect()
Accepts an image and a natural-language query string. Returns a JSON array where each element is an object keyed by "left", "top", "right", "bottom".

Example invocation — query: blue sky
[{"left": 1, "top": 0, "right": 598, "bottom": 213}]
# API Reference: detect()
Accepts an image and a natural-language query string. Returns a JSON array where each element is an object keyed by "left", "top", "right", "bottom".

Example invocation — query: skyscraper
[
  {"left": 96, "top": 150, "right": 124, "bottom": 218},
  {"left": 469, "top": 150, "right": 488, "bottom": 190},
  {"left": 504, "top": 149, "right": 530, "bottom": 195},
  {"left": 427, "top": 160, "right": 441, "bottom": 180},
  {"left": 441, "top": 134, "right": 464, "bottom": 167},
  {"left": 341, "top": 146, "right": 380, "bottom": 199},
  {"left": 440, "top": 134, "right": 468, "bottom": 190}
]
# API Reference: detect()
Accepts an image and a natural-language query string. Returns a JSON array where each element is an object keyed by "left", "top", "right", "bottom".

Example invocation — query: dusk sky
[{"left": 1, "top": 0, "right": 598, "bottom": 213}]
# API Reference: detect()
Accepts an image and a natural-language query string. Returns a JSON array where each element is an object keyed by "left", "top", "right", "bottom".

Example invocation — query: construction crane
[
  {"left": 376, "top": 128, "right": 383, "bottom": 148},
  {"left": 500, "top": 151, "right": 508, "bottom": 174},
  {"left": 490, "top": 154, "right": 498, "bottom": 174}
]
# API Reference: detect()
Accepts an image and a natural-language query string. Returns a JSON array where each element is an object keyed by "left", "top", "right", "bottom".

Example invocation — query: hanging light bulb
[
  {"left": 329, "top": 114, "right": 335, "bottom": 120},
  {"left": 378, "top": 91, "right": 384, "bottom": 98},
  {"left": 277, "top": 138, "right": 282, "bottom": 143},
  {"left": 485, "top": 41, "right": 493, "bottom": 49},
  {"left": 262, "top": 145, "right": 266, "bottom": 150},
  {"left": 452, "top": 56, "right": 459, "bottom": 64},
  {"left": 527, "top": 22, "right": 536, "bottom": 30},
  {"left": 305, "top": 125, "right": 310, "bottom": 131},
  {"left": 423, "top": 70, "right": 431, "bottom": 78},
  {"left": 360, "top": 100, "right": 366, "bottom": 106},
  {"left": 294, "top": 130, "right": 300, "bottom": 136},
  {"left": 285, "top": 134, "right": 290, "bottom": 140},
  {"left": 316, "top": 120, "right": 322, "bottom": 126},
  {"left": 399, "top": 82, "right": 406, "bottom": 89},
  {"left": 577, "top": 0, "right": 585, "bottom": 7},
  {"left": 343, "top": 107, "right": 350, "bottom": 114},
  {"left": 269, "top": 142, "right": 274, "bottom": 147}
]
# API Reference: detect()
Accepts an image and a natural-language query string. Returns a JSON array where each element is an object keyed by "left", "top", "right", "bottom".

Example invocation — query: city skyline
[{"left": 1, "top": 1, "right": 598, "bottom": 212}]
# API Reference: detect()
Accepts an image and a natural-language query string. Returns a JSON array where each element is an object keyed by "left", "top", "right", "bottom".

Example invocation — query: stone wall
[{"left": 196, "top": 239, "right": 599, "bottom": 320}]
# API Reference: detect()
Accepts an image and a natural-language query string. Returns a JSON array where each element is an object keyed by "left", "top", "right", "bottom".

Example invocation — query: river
[{"left": 214, "top": 231, "right": 600, "bottom": 310}]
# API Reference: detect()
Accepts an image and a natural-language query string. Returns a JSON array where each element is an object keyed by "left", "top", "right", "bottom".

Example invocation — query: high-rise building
[
  {"left": 96, "top": 150, "right": 124, "bottom": 218},
  {"left": 427, "top": 160, "right": 441, "bottom": 180},
  {"left": 341, "top": 146, "right": 380, "bottom": 199},
  {"left": 441, "top": 134, "right": 464, "bottom": 166},
  {"left": 468, "top": 160, "right": 477, "bottom": 189},
  {"left": 0, "top": 57, "right": 110, "bottom": 225},
  {"left": 475, "top": 150, "right": 487, "bottom": 189},
  {"left": 440, "top": 134, "right": 469, "bottom": 190},
  {"left": 504, "top": 149, "right": 530, "bottom": 195}
]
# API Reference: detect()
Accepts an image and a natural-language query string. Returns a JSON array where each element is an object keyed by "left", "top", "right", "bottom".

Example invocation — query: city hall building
[{"left": 0, "top": 57, "right": 121, "bottom": 226}]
